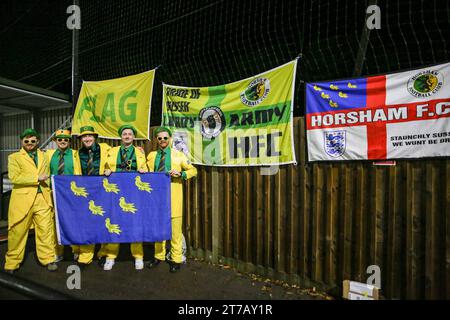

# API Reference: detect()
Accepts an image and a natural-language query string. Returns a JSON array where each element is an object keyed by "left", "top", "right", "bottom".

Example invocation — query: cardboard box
[{"left": 343, "top": 280, "right": 380, "bottom": 300}]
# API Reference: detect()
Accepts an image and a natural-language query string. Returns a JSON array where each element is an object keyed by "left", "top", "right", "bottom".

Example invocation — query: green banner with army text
[
  {"left": 162, "top": 60, "right": 298, "bottom": 166},
  {"left": 72, "top": 70, "right": 155, "bottom": 139}
]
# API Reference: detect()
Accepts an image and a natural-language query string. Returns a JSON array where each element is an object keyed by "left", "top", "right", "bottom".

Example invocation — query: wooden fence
[
  {"left": 182, "top": 117, "right": 449, "bottom": 300},
  {"left": 71, "top": 119, "right": 448, "bottom": 299}
]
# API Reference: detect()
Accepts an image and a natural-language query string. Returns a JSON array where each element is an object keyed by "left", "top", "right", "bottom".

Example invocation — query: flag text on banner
[
  {"left": 162, "top": 60, "right": 298, "bottom": 166},
  {"left": 306, "top": 62, "right": 450, "bottom": 161},
  {"left": 52, "top": 172, "right": 171, "bottom": 245},
  {"left": 72, "top": 70, "right": 155, "bottom": 139}
]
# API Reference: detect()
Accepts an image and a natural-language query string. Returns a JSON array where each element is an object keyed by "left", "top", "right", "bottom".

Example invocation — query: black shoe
[
  {"left": 98, "top": 256, "right": 106, "bottom": 267},
  {"left": 168, "top": 261, "right": 181, "bottom": 273},
  {"left": 147, "top": 258, "right": 163, "bottom": 269}
]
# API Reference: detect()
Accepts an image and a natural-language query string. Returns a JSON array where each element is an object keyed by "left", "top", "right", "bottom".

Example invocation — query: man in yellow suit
[
  {"left": 46, "top": 129, "right": 80, "bottom": 262},
  {"left": 73, "top": 126, "right": 111, "bottom": 268},
  {"left": 100, "top": 124, "right": 148, "bottom": 271},
  {"left": 4, "top": 128, "right": 58, "bottom": 273},
  {"left": 146, "top": 127, "right": 197, "bottom": 273}
]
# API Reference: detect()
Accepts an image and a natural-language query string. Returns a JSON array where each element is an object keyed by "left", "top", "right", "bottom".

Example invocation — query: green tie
[
  {"left": 158, "top": 150, "right": 165, "bottom": 172},
  {"left": 29, "top": 152, "right": 37, "bottom": 167},
  {"left": 30, "top": 152, "right": 41, "bottom": 193},
  {"left": 58, "top": 152, "right": 65, "bottom": 175},
  {"left": 121, "top": 148, "right": 128, "bottom": 170}
]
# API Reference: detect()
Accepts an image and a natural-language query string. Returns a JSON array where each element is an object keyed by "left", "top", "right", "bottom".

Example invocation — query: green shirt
[
  {"left": 27, "top": 150, "right": 38, "bottom": 167},
  {"left": 154, "top": 147, "right": 187, "bottom": 179},
  {"left": 50, "top": 149, "right": 74, "bottom": 175},
  {"left": 116, "top": 145, "right": 137, "bottom": 172},
  {"left": 154, "top": 147, "right": 171, "bottom": 172}
]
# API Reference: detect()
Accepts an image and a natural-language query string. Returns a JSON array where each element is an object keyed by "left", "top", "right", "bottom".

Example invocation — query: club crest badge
[
  {"left": 324, "top": 130, "right": 346, "bottom": 157},
  {"left": 199, "top": 106, "right": 226, "bottom": 139},
  {"left": 407, "top": 69, "right": 443, "bottom": 98},
  {"left": 240, "top": 77, "right": 271, "bottom": 107}
]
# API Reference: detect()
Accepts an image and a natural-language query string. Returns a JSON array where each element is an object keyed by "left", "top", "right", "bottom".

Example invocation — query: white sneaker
[
  {"left": 135, "top": 259, "right": 144, "bottom": 270},
  {"left": 55, "top": 255, "right": 64, "bottom": 263},
  {"left": 103, "top": 258, "right": 115, "bottom": 271}
]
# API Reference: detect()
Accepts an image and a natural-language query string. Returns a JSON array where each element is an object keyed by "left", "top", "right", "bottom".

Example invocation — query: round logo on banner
[
  {"left": 407, "top": 69, "right": 443, "bottom": 98},
  {"left": 240, "top": 77, "right": 271, "bottom": 107},
  {"left": 199, "top": 106, "right": 226, "bottom": 139}
]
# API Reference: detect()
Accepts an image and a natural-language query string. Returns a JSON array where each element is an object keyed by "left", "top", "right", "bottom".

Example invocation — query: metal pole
[
  {"left": 39, "top": 116, "right": 72, "bottom": 150},
  {"left": 353, "top": 0, "right": 378, "bottom": 77},
  {"left": 71, "top": 0, "right": 80, "bottom": 115}
]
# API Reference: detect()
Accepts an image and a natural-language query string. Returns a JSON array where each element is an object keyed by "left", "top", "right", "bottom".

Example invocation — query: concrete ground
[{"left": 0, "top": 233, "right": 331, "bottom": 300}]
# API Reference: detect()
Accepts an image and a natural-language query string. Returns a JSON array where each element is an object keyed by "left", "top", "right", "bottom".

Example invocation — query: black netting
[
  {"left": 0, "top": 0, "right": 72, "bottom": 92},
  {"left": 1, "top": 0, "right": 449, "bottom": 124}
]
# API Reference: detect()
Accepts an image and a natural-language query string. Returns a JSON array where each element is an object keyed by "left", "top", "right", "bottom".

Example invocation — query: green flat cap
[
  {"left": 20, "top": 128, "right": 40, "bottom": 139},
  {"left": 154, "top": 126, "right": 172, "bottom": 137},
  {"left": 118, "top": 124, "right": 137, "bottom": 136}
]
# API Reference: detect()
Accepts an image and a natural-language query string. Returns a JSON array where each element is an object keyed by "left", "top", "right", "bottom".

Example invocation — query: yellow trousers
[
  {"left": 97, "top": 243, "right": 143, "bottom": 259},
  {"left": 155, "top": 217, "right": 183, "bottom": 263},
  {"left": 77, "top": 244, "right": 95, "bottom": 264},
  {"left": 5, "top": 193, "right": 56, "bottom": 270}
]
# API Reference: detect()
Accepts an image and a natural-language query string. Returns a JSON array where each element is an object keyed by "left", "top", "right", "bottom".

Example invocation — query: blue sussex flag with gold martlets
[{"left": 52, "top": 172, "right": 172, "bottom": 245}]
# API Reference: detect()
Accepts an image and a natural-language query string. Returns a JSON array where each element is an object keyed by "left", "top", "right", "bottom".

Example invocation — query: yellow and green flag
[
  {"left": 72, "top": 70, "right": 155, "bottom": 139},
  {"left": 162, "top": 60, "right": 298, "bottom": 166}
]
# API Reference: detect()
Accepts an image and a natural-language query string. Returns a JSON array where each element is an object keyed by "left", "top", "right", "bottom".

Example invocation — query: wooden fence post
[{"left": 211, "top": 167, "right": 221, "bottom": 263}]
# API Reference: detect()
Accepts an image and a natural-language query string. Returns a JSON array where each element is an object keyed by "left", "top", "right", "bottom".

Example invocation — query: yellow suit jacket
[
  {"left": 73, "top": 143, "right": 111, "bottom": 175},
  {"left": 106, "top": 146, "right": 148, "bottom": 172},
  {"left": 146, "top": 148, "right": 197, "bottom": 218},
  {"left": 7, "top": 148, "right": 52, "bottom": 229}
]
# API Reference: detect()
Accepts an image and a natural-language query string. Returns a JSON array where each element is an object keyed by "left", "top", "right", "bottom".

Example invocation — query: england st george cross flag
[{"left": 306, "top": 62, "right": 450, "bottom": 161}]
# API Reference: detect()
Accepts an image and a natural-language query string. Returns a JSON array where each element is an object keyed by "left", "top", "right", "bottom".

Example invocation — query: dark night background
[{"left": 0, "top": 0, "right": 449, "bottom": 124}]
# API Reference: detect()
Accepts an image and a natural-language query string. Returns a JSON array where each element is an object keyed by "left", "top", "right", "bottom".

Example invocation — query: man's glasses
[
  {"left": 157, "top": 137, "right": 169, "bottom": 141},
  {"left": 23, "top": 139, "right": 37, "bottom": 144},
  {"left": 57, "top": 138, "right": 70, "bottom": 142}
]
